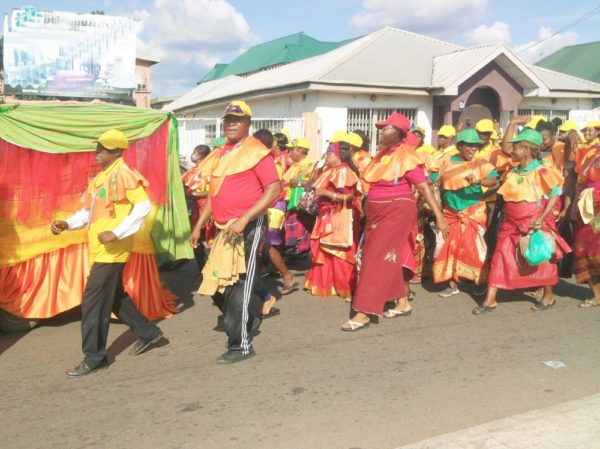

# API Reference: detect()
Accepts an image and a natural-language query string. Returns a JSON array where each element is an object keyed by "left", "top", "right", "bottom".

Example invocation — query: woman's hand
[
  {"left": 465, "top": 175, "right": 480, "bottom": 185},
  {"left": 314, "top": 187, "right": 329, "bottom": 198},
  {"left": 436, "top": 216, "right": 450, "bottom": 239},
  {"left": 530, "top": 217, "right": 543, "bottom": 231},
  {"left": 189, "top": 228, "right": 202, "bottom": 248}
]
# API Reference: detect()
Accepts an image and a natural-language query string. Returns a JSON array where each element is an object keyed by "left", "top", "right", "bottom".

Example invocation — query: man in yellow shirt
[
  {"left": 412, "top": 125, "right": 437, "bottom": 155},
  {"left": 436, "top": 125, "right": 459, "bottom": 160},
  {"left": 474, "top": 119, "right": 499, "bottom": 159},
  {"left": 51, "top": 129, "right": 163, "bottom": 377}
]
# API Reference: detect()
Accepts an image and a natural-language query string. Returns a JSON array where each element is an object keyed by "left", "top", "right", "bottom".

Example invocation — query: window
[
  {"left": 347, "top": 108, "right": 417, "bottom": 151},
  {"left": 517, "top": 109, "right": 569, "bottom": 122}
]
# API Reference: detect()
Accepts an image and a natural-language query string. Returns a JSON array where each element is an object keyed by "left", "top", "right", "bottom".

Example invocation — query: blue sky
[{"left": 2, "top": 0, "right": 600, "bottom": 97}]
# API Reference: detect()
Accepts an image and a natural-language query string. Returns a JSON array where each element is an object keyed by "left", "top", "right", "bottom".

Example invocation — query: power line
[{"left": 517, "top": 4, "right": 600, "bottom": 54}]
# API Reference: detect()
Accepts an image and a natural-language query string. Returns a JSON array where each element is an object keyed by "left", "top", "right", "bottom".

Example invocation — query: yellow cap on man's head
[
  {"left": 290, "top": 137, "right": 310, "bottom": 150},
  {"left": 98, "top": 129, "right": 129, "bottom": 151},
  {"left": 223, "top": 100, "right": 253, "bottom": 118},
  {"left": 475, "top": 119, "right": 494, "bottom": 133},
  {"left": 525, "top": 115, "right": 546, "bottom": 130},
  {"left": 438, "top": 125, "right": 456, "bottom": 138},
  {"left": 559, "top": 120, "right": 578, "bottom": 132}
]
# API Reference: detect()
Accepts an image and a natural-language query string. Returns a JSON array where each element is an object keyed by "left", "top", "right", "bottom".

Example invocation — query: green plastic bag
[
  {"left": 523, "top": 230, "right": 555, "bottom": 266},
  {"left": 287, "top": 181, "right": 305, "bottom": 211}
]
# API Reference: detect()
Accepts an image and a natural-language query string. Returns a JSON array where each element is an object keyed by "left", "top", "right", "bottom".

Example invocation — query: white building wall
[
  {"left": 518, "top": 97, "right": 598, "bottom": 129},
  {"left": 176, "top": 91, "right": 435, "bottom": 155},
  {"left": 313, "top": 92, "right": 434, "bottom": 153}
]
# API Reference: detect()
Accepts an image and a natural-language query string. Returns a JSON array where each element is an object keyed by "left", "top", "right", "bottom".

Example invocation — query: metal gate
[
  {"left": 517, "top": 108, "right": 570, "bottom": 122},
  {"left": 347, "top": 108, "right": 417, "bottom": 152}
]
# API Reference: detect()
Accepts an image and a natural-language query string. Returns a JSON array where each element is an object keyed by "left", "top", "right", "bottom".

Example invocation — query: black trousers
[
  {"left": 212, "top": 216, "right": 265, "bottom": 354},
  {"left": 81, "top": 262, "right": 160, "bottom": 367}
]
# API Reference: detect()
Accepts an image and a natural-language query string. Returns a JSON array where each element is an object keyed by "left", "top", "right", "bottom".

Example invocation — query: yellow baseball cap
[
  {"left": 525, "top": 115, "right": 546, "bottom": 130},
  {"left": 475, "top": 119, "right": 494, "bottom": 133},
  {"left": 222, "top": 100, "right": 252, "bottom": 118},
  {"left": 346, "top": 132, "right": 363, "bottom": 148},
  {"left": 580, "top": 121, "right": 600, "bottom": 131},
  {"left": 290, "top": 137, "right": 310, "bottom": 150},
  {"left": 328, "top": 130, "right": 349, "bottom": 143},
  {"left": 559, "top": 120, "right": 578, "bottom": 132},
  {"left": 97, "top": 129, "right": 129, "bottom": 151},
  {"left": 412, "top": 125, "right": 426, "bottom": 135},
  {"left": 438, "top": 125, "right": 456, "bottom": 138}
]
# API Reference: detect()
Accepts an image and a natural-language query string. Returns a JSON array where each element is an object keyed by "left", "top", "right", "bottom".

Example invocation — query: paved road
[{"left": 1, "top": 260, "right": 599, "bottom": 449}]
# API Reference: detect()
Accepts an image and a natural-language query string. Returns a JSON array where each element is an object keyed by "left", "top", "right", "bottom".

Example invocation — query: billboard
[{"left": 3, "top": 7, "right": 138, "bottom": 100}]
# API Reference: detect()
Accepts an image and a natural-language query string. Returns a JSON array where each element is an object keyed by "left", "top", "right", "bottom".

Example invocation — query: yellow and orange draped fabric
[
  {"left": 498, "top": 165, "right": 564, "bottom": 203},
  {"left": 432, "top": 202, "right": 488, "bottom": 284},
  {"left": 209, "top": 136, "right": 272, "bottom": 195},
  {"left": 310, "top": 165, "right": 359, "bottom": 263},
  {"left": 352, "top": 150, "right": 373, "bottom": 176},
  {"left": 198, "top": 221, "right": 247, "bottom": 296},
  {"left": 439, "top": 158, "right": 496, "bottom": 191},
  {"left": 312, "top": 165, "right": 359, "bottom": 191},
  {"left": 362, "top": 143, "right": 423, "bottom": 190},
  {"left": 0, "top": 103, "right": 190, "bottom": 320},
  {"left": 416, "top": 151, "right": 441, "bottom": 176},
  {"left": 576, "top": 145, "right": 600, "bottom": 182},
  {"left": 182, "top": 150, "right": 219, "bottom": 193},
  {"left": 283, "top": 156, "right": 315, "bottom": 200}
]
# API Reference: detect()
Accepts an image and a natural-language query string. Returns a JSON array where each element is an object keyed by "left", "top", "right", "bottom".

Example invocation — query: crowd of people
[
  {"left": 51, "top": 98, "right": 600, "bottom": 374},
  {"left": 179, "top": 100, "right": 600, "bottom": 363}
]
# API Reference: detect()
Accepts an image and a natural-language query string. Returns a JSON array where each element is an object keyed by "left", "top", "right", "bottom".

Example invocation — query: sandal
[
  {"left": 525, "top": 290, "right": 543, "bottom": 301},
  {"left": 409, "top": 274, "right": 422, "bottom": 284},
  {"left": 261, "top": 307, "right": 280, "bottom": 319},
  {"left": 438, "top": 287, "right": 460, "bottom": 298},
  {"left": 383, "top": 308, "right": 412, "bottom": 318},
  {"left": 341, "top": 319, "right": 370, "bottom": 332},
  {"left": 578, "top": 299, "right": 600, "bottom": 308},
  {"left": 279, "top": 282, "right": 299, "bottom": 296},
  {"left": 472, "top": 304, "right": 496, "bottom": 315},
  {"left": 532, "top": 301, "right": 555, "bottom": 311}
]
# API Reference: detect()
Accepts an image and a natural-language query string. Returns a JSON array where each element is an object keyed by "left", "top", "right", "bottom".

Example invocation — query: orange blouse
[
  {"left": 498, "top": 161, "right": 563, "bottom": 203},
  {"left": 439, "top": 157, "right": 496, "bottom": 191}
]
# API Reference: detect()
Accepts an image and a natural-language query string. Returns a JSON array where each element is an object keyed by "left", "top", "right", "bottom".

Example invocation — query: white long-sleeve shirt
[{"left": 66, "top": 200, "right": 151, "bottom": 239}]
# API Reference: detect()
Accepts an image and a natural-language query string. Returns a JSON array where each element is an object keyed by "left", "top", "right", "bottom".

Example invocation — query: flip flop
[
  {"left": 579, "top": 299, "right": 600, "bottom": 308},
  {"left": 261, "top": 307, "right": 280, "bottom": 319},
  {"left": 472, "top": 305, "right": 496, "bottom": 315},
  {"left": 341, "top": 320, "right": 370, "bottom": 332},
  {"left": 383, "top": 308, "right": 412, "bottom": 318},
  {"left": 279, "top": 282, "right": 299, "bottom": 296},
  {"left": 438, "top": 287, "right": 460, "bottom": 298}
]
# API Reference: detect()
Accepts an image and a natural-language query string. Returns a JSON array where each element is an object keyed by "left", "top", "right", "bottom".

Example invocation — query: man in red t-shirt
[{"left": 190, "top": 100, "right": 280, "bottom": 364}]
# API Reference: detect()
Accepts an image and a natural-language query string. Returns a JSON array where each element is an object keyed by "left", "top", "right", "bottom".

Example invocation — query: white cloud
[
  {"left": 134, "top": 0, "right": 259, "bottom": 96},
  {"left": 466, "top": 21, "right": 511, "bottom": 46},
  {"left": 513, "top": 27, "right": 577, "bottom": 63},
  {"left": 349, "top": 0, "right": 488, "bottom": 38}
]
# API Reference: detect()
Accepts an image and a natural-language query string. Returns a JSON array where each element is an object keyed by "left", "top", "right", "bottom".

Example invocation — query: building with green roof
[
  {"left": 198, "top": 32, "right": 355, "bottom": 83},
  {"left": 536, "top": 41, "right": 600, "bottom": 84}
]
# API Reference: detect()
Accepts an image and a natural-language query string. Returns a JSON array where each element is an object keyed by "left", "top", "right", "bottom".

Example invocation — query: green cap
[
  {"left": 508, "top": 128, "right": 543, "bottom": 147},
  {"left": 211, "top": 136, "right": 227, "bottom": 148},
  {"left": 456, "top": 129, "right": 483, "bottom": 145}
]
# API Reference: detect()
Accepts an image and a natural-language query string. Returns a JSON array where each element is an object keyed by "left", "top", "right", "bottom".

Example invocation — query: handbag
[
  {"left": 321, "top": 204, "right": 354, "bottom": 248},
  {"left": 297, "top": 187, "right": 319, "bottom": 215}
]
